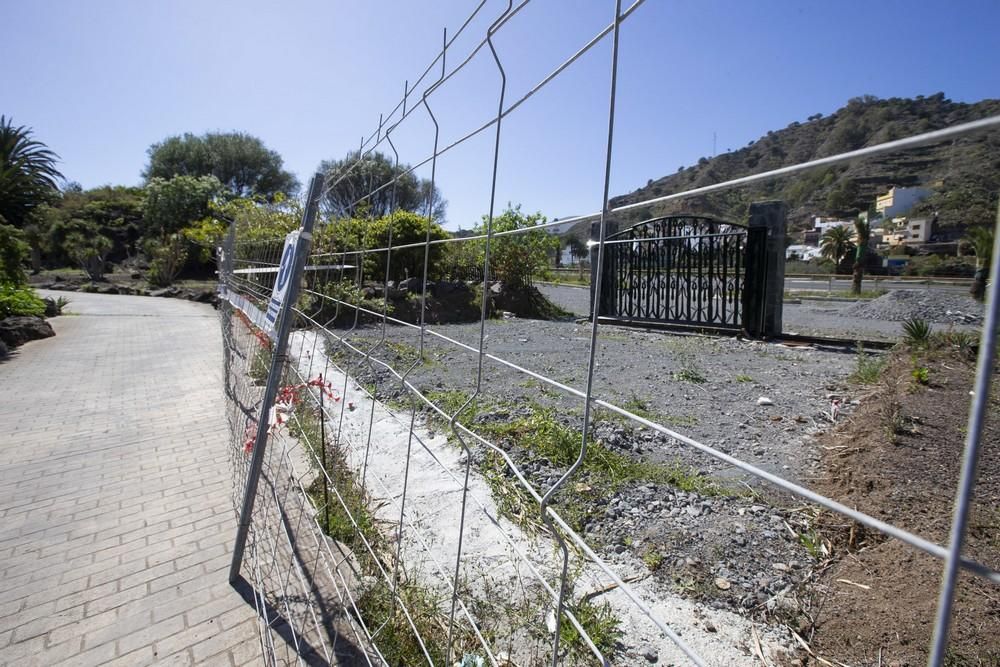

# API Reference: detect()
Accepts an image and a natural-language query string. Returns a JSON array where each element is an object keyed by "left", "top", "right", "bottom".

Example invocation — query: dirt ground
[{"left": 806, "top": 347, "right": 1000, "bottom": 666}]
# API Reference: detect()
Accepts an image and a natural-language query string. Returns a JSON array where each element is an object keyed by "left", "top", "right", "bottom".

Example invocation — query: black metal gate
[{"left": 596, "top": 215, "right": 763, "bottom": 332}]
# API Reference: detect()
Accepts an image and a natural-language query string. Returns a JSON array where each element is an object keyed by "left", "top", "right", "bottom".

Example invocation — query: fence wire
[{"left": 219, "top": 1, "right": 1000, "bottom": 665}]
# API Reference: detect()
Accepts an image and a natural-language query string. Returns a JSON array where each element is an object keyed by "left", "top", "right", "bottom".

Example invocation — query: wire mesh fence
[{"left": 218, "top": 1, "right": 1000, "bottom": 665}]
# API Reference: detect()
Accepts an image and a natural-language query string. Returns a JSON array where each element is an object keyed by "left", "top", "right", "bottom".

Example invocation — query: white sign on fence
[{"left": 265, "top": 230, "right": 300, "bottom": 328}]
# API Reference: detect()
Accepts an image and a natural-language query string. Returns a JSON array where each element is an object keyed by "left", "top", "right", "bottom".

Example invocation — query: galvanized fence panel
[{"left": 218, "top": 2, "right": 1000, "bottom": 665}]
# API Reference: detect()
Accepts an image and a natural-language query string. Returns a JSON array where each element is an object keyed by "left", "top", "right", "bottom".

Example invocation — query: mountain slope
[{"left": 603, "top": 93, "right": 1000, "bottom": 234}]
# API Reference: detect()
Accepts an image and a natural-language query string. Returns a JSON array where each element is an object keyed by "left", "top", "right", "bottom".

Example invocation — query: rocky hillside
[{"left": 596, "top": 94, "right": 1000, "bottom": 234}]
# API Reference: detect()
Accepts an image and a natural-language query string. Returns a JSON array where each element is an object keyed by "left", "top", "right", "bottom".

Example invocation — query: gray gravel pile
[
  {"left": 592, "top": 482, "right": 815, "bottom": 616},
  {"left": 844, "top": 289, "right": 983, "bottom": 324}
]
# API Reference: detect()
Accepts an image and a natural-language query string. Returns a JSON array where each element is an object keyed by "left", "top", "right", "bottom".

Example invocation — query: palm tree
[
  {"left": 965, "top": 225, "right": 994, "bottom": 301},
  {"left": 0, "top": 116, "right": 63, "bottom": 229},
  {"left": 820, "top": 225, "right": 855, "bottom": 273},
  {"left": 851, "top": 218, "right": 871, "bottom": 294}
]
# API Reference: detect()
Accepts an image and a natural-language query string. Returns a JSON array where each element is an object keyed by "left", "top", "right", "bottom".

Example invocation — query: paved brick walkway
[{"left": 0, "top": 292, "right": 261, "bottom": 666}]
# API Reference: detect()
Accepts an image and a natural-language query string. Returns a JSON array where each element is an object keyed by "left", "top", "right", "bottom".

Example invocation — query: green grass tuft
[{"left": 850, "top": 344, "right": 887, "bottom": 385}]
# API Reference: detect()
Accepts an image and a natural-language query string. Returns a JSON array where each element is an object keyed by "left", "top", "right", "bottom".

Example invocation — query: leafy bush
[
  {"left": 146, "top": 234, "right": 189, "bottom": 287},
  {"left": 434, "top": 205, "right": 561, "bottom": 286},
  {"left": 216, "top": 194, "right": 302, "bottom": 241},
  {"left": 299, "top": 279, "right": 392, "bottom": 327},
  {"left": 0, "top": 222, "right": 29, "bottom": 285},
  {"left": 312, "top": 211, "right": 450, "bottom": 284},
  {"left": 65, "top": 229, "right": 113, "bottom": 280},
  {"left": 0, "top": 283, "right": 46, "bottom": 317},
  {"left": 478, "top": 206, "right": 559, "bottom": 287},
  {"left": 438, "top": 236, "right": 482, "bottom": 282},
  {"left": 143, "top": 174, "right": 221, "bottom": 238},
  {"left": 901, "top": 255, "right": 976, "bottom": 278},
  {"left": 366, "top": 211, "right": 449, "bottom": 282},
  {"left": 37, "top": 186, "right": 144, "bottom": 269}
]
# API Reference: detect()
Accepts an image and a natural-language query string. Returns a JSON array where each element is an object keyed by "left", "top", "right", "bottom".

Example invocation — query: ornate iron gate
[{"left": 596, "top": 215, "right": 764, "bottom": 331}]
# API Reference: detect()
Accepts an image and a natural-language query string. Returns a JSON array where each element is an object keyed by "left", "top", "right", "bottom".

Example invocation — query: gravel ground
[
  {"left": 331, "top": 318, "right": 855, "bottom": 483},
  {"left": 295, "top": 331, "right": 799, "bottom": 665},
  {"left": 320, "top": 309, "right": 864, "bottom": 634},
  {"left": 314, "top": 284, "right": 989, "bottom": 660}
]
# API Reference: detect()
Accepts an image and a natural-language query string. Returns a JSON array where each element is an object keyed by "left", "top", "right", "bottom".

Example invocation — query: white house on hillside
[
  {"left": 786, "top": 244, "right": 823, "bottom": 261},
  {"left": 875, "top": 186, "right": 932, "bottom": 218}
]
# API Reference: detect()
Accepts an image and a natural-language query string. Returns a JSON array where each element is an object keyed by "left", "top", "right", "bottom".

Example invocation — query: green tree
[
  {"left": 369, "top": 211, "right": 450, "bottom": 283},
  {"left": 143, "top": 132, "right": 298, "bottom": 199},
  {"left": 0, "top": 116, "right": 63, "bottom": 230},
  {"left": 820, "top": 225, "right": 855, "bottom": 272},
  {"left": 211, "top": 194, "right": 303, "bottom": 241},
  {"left": 65, "top": 228, "right": 113, "bottom": 281},
  {"left": 145, "top": 234, "right": 189, "bottom": 287},
  {"left": 315, "top": 211, "right": 449, "bottom": 283},
  {"left": 851, "top": 218, "right": 871, "bottom": 295},
  {"left": 143, "top": 175, "right": 222, "bottom": 239},
  {"left": 0, "top": 219, "right": 29, "bottom": 285},
  {"left": 475, "top": 205, "right": 558, "bottom": 288},
  {"left": 965, "top": 224, "right": 995, "bottom": 301},
  {"left": 21, "top": 218, "right": 46, "bottom": 274},
  {"left": 319, "top": 151, "right": 446, "bottom": 221},
  {"left": 38, "top": 186, "right": 145, "bottom": 268}
]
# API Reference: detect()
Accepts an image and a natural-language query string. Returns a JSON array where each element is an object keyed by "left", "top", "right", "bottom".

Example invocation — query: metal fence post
[
  {"left": 743, "top": 201, "right": 786, "bottom": 337},
  {"left": 228, "top": 173, "right": 325, "bottom": 585}
]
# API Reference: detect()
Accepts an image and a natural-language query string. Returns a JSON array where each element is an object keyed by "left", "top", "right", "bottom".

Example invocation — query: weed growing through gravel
[
  {"left": 249, "top": 346, "right": 272, "bottom": 384},
  {"left": 557, "top": 597, "right": 623, "bottom": 664},
  {"left": 642, "top": 549, "right": 664, "bottom": 570},
  {"left": 386, "top": 340, "right": 436, "bottom": 365},
  {"left": 622, "top": 394, "right": 657, "bottom": 421},
  {"left": 423, "top": 390, "right": 729, "bottom": 533},
  {"left": 670, "top": 348, "right": 709, "bottom": 384},
  {"left": 932, "top": 329, "right": 979, "bottom": 360},
  {"left": 673, "top": 367, "right": 707, "bottom": 384},
  {"left": 592, "top": 404, "right": 698, "bottom": 429},
  {"left": 850, "top": 344, "right": 887, "bottom": 385},
  {"left": 662, "top": 414, "right": 699, "bottom": 427},
  {"left": 735, "top": 373, "right": 753, "bottom": 383},
  {"left": 287, "top": 394, "right": 483, "bottom": 665}
]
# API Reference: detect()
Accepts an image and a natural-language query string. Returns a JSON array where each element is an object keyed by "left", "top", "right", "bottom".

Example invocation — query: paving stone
[{"left": 0, "top": 292, "right": 260, "bottom": 665}]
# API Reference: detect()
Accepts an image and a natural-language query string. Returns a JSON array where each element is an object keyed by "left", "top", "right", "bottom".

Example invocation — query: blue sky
[{"left": 4, "top": 0, "right": 998, "bottom": 230}]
